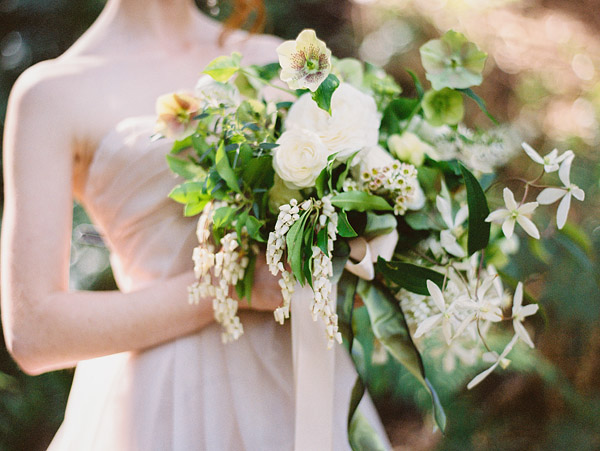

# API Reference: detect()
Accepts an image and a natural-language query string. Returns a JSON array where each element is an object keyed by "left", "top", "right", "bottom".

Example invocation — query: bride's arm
[{"left": 1, "top": 65, "right": 280, "bottom": 376}]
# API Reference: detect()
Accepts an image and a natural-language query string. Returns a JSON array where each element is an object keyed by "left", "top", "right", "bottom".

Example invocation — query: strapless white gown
[{"left": 48, "top": 116, "right": 390, "bottom": 451}]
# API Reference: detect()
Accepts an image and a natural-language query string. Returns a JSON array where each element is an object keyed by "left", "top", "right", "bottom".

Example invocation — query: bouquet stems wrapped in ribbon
[{"left": 155, "top": 29, "right": 585, "bottom": 447}]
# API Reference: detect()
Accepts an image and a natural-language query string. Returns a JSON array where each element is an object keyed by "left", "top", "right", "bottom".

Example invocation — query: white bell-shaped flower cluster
[
  {"left": 188, "top": 204, "right": 250, "bottom": 343},
  {"left": 267, "top": 196, "right": 343, "bottom": 348}
]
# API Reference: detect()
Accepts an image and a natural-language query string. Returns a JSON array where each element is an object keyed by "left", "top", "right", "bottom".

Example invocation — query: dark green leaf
[
  {"left": 331, "top": 192, "right": 393, "bottom": 212},
  {"left": 364, "top": 212, "right": 397, "bottom": 238},
  {"left": 243, "top": 252, "right": 256, "bottom": 305},
  {"left": 215, "top": 142, "right": 241, "bottom": 193},
  {"left": 317, "top": 227, "right": 329, "bottom": 254},
  {"left": 404, "top": 211, "right": 439, "bottom": 231},
  {"left": 381, "top": 97, "right": 420, "bottom": 135},
  {"left": 286, "top": 211, "right": 310, "bottom": 284},
  {"left": 235, "top": 210, "right": 249, "bottom": 241},
  {"left": 349, "top": 409, "right": 388, "bottom": 451},
  {"left": 331, "top": 240, "right": 350, "bottom": 285},
  {"left": 458, "top": 88, "right": 499, "bottom": 125},
  {"left": 376, "top": 258, "right": 444, "bottom": 295},
  {"left": 246, "top": 216, "right": 265, "bottom": 242},
  {"left": 338, "top": 210, "right": 358, "bottom": 238},
  {"left": 336, "top": 152, "right": 361, "bottom": 192},
  {"left": 357, "top": 280, "right": 446, "bottom": 431},
  {"left": 315, "top": 167, "right": 328, "bottom": 198},
  {"left": 258, "top": 142, "right": 279, "bottom": 150},
  {"left": 459, "top": 163, "right": 490, "bottom": 255},
  {"left": 242, "top": 155, "right": 273, "bottom": 188},
  {"left": 407, "top": 69, "right": 424, "bottom": 99},
  {"left": 311, "top": 74, "right": 340, "bottom": 114}
]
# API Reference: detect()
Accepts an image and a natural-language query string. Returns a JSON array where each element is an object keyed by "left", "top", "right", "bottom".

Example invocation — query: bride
[{"left": 1, "top": 0, "right": 390, "bottom": 449}]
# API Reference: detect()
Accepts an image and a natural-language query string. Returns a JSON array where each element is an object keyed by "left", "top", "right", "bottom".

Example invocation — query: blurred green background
[{"left": 1, "top": 0, "right": 599, "bottom": 449}]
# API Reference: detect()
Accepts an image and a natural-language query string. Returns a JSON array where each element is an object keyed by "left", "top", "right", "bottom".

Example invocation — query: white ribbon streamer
[
  {"left": 344, "top": 229, "right": 399, "bottom": 280},
  {"left": 290, "top": 229, "right": 398, "bottom": 450},
  {"left": 291, "top": 284, "right": 336, "bottom": 450}
]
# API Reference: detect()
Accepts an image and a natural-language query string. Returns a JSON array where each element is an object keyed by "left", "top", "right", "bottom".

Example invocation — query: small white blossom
[
  {"left": 522, "top": 142, "right": 573, "bottom": 173},
  {"left": 467, "top": 334, "right": 518, "bottom": 389},
  {"left": 536, "top": 154, "right": 585, "bottom": 229},
  {"left": 511, "top": 282, "right": 539, "bottom": 348},
  {"left": 486, "top": 188, "right": 540, "bottom": 239},
  {"left": 436, "top": 195, "right": 468, "bottom": 258},
  {"left": 414, "top": 280, "right": 455, "bottom": 344}
]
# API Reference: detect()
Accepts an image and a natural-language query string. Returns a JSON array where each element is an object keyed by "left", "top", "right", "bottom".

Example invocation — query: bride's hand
[{"left": 239, "top": 253, "right": 285, "bottom": 312}]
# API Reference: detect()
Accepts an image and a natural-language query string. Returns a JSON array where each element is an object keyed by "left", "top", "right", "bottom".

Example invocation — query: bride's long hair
[{"left": 220, "top": 0, "right": 266, "bottom": 44}]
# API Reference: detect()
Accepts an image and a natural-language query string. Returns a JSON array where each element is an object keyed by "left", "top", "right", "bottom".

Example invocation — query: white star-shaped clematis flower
[
  {"left": 276, "top": 29, "right": 332, "bottom": 92},
  {"left": 485, "top": 188, "right": 540, "bottom": 239},
  {"left": 436, "top": 195, "right": 468, "bottom": 258},
  {"left": 453, "top": 274, "right": 503, "bottom": 340},
  {"left": 511, "top": 282, "right": 539, "bottom": 349},
  {"left": 536, "top": 154, "right": 585, "bottom": 229},
  {"left": 467, "top": 334, "right": 519, "bottom": 389},
  {"left": 414, "top": 280, "right": 454, "bottom": 345},
  {"left": 522, "top": 142, "right": 573, "bottom": 173}
]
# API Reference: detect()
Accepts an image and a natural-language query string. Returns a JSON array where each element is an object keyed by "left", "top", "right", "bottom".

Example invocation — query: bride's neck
[{"left": 82, "top": 0, "right": 217, "bottom": 54}]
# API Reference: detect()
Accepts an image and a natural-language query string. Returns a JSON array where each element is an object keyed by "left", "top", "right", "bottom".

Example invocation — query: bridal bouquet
[{"left": 155, "top": 29, "right": 584, "bottom": 435}]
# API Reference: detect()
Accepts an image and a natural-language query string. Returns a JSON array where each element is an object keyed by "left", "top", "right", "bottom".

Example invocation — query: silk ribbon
[{"left": 290, "top": 229, "right": 398, "bottom": 450}]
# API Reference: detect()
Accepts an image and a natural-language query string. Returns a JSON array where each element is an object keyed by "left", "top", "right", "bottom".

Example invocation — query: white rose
[
  {"left": 273, "top": 129, "right": 329, "bottom": 189},
  {"left": 286, "top": 83, "right": 380, "bottom": 161}
]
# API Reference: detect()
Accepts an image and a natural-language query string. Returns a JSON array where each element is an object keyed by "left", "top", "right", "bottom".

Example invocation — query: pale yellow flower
[
  {"left": 155, "top": 92, "right": 201, "bottom": 140},
  {"left": 277, "top": 29, "right": 331, "bottom": 92}
]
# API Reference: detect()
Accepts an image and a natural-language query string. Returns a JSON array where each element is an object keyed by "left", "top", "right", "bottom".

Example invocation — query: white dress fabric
[{"left": 48, "top": 116, "right": 390, "bottom": 451}]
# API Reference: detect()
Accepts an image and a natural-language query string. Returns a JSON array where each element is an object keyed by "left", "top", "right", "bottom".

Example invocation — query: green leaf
[
  {"left": 184, "top": 201, "right": 208, "bottom": 217},
  {"left": 404, "top": 211, "right": 439, "bottom": 231},
  {"left": 171, "top": 135, "right": 193, "bottom": 154},
  {"left": 286, "top": 211, "right": 310, "bottom": 284},
  {"left": 203, "top": 52, "right": 242, "bottom": 82},
  {"left": 168, "top": 181, "right": 206, "bottom": 204},
  {"left": 315, "top": 167, "right": 328, "bottom": 198},
  {"left": 311, "top": 74, "right": 340, "bottom": 114},
  {"left": 331, "top": 191, "right": 393, "bottom": 212},
  {"left": 357, "top": 280, "right": 446, "bottom": 431},
  {"left": 381, "top": 97, "right": 420, "bottom": 135},
  {"left": 376, "top": 258, "right": 444, "bottom": 295},
  {"left": 242, "top": 155, "right": 273, "bottom": 188},
  {"left": 317, "top": 227, "right": 329, "bottom": 254},
  {"left": 458, "top": 88, "right": 499, "bottom": 125},
  {"left": 337, "top": 272, "right": 358, "bottom": 351},
  {"left": 215, "top": 142, "right": 241, "bottom": 193},
  {"left": 406, "top": 69, "right": 424, "bottom": 99},
  {"left": 364, "top": 212, "right": 397, "bottom": 238},
  {"left": 242, "top": 252, "right": 256, "bottom": 305},
  {"left": 246, "top": 216, "right": 265, "bottom": 242},
  {"left": 338, "top": 210, "right": 358, "bottom": 237},
  {"left": 166, "top": 154, "right": 207, "bottom": 180},
  {"left": 459, "top": 163, "right": 490, "bottom": 255},
  {"left": 335, "top": 153, "right": 360, "bottom": 192},
  {"left": 331, "top": 240, "right": 351, "bottom": 285},
  {"left": 349, "top": 408, "right": 388, "bottom": 451},
  {"left": 235, "top": 210, "right": 248, "bottom": 241},
  {"left": 212, "top": 206, "right": 237, "bottom": 229}
]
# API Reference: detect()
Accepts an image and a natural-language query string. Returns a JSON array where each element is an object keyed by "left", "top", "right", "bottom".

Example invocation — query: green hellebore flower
[
  {"left": 332, "top": 57, "right": 364, "bottom": 87},
  {"left": 420, "top": 30, "right": 487, "bottom": 91},
  {"left": 422, "top": 88, "right": 465, "bottom": 126}
]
